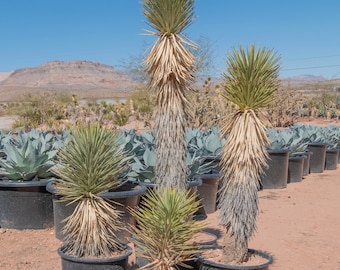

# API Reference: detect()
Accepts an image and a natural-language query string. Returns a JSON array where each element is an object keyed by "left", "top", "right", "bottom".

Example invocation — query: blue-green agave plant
[
  {"left": 0, "top": 129, "right": 67, "bottom": 181},
  {"left": 120, "top": 129, "right": 216, "bottom": 183}
]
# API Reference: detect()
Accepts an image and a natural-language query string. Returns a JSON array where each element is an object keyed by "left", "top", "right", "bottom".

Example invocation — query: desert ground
[{"left": 0, "top": 117, "right": 339, "bottom": 269}]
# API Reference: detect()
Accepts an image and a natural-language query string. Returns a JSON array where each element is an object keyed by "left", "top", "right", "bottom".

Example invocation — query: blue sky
[{"left": 1, "top": 0, "right": 340, "bottom": 79}]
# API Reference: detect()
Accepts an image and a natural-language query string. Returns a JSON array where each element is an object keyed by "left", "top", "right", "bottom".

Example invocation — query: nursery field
[
  {"left": 0, "top": 159, "right": 339, "bottom": 269},
  {"left": 0, "top": 117, "right": 339, "bottom": 270}
]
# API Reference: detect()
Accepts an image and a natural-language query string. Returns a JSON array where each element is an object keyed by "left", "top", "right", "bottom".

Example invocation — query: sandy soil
[{"left": 0, "top": 117, "right": 339, "bottom": 269}]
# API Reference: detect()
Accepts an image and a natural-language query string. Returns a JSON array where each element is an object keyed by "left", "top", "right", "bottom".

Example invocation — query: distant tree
[{"left": 189, "top": 35, "right": 217, "bottom": 77}]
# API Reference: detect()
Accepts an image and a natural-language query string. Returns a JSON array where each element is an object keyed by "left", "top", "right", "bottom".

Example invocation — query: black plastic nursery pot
[
  {"left": 260, "top": 149, "right": 290, "bottom": 189},
  {"left": 0, "top": 180, "right": 54, "bottom": 229},
  {"left": 302, "top": 151, "right": 313, "bottom": 176},
  {"left": 325, "top": 149, "right": 339, "bottom": 170},
  {"left": 197, "top": 174, "right": 220, "bottom": 214},
  {"left": 194, "top": 230, "right": 218, "bottom": 247},
  {"left": 307, "top": 143, "right": 327, "bottom": 173},
  {"left": 195, "top": 246, "right": 273, "bottom": 270},
  {"left": 47, "top": 181, "right": 147, "bottom": 242},
  {"left": 58, "top": 245, "right": 132, "bottom": 270},
  {"left": 288, "top": 155, "right": 306, "bottom": 183}
]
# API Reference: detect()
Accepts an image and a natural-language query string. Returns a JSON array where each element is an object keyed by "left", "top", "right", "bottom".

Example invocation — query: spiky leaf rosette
[
  {"left": 53, "top": 124, "right": 125, "bottom": 202},
  {"left": 53, "top": 124, "right": 126, "bottom": 257},
  {"left": 218, "top": 45, "right": 280, "bottom": 263},
  {"left": 143, "top": 0, "right": 196, "bottom": 189},
  {"left": 130, "top": 186, "right": 205, "bottom": 270}
]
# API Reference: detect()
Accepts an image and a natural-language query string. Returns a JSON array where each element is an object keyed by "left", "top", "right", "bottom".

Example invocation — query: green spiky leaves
[
  {"left": 53, "top": 124, "right": 125, "bottom": 203},
  {"left": 53, "top": 124, "right": 127, "bottom": 257},
  {"left": 130, "top": 186, "right": 204, "bottom": 269},
  {"left": 143, "top": 0, "right": 195, "bottom": 35},
  {"left": 222, "top": 45, "right": 280, "bottom": 113}
]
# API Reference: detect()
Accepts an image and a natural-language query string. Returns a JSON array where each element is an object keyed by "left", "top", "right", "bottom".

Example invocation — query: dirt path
[
  {"left": 0, "top": 116, "right": 17, "bottom": 130},
  {"left": 208, "top": 167, "right": 340, "bottom": 270}
]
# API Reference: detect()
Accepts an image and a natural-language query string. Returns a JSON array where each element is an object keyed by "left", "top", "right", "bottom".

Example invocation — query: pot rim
[
  {"left": 46, "top": 180, "right": 147, "bottom": 199},
  {"left": 196, "top": 246, "right": 273, "bottom": 270},
  {"left": 0, "top": 179, "right": 52, "bottom": 187},
  {"left": 57, "top": 244, "right": 132, "bottom": 264},
  {"left": 267, "top": 149, "right": 291, "bottom": 154},
  {"left": 129, "top": 177, "right": 203, "bottom": 188},
  {"left": 289, "top": 155, "right": 307, "bottom": 160}
]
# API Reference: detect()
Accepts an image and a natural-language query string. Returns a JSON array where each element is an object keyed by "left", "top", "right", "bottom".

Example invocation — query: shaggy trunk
[
  {"left": 218, "top": 111, "right": 268, "bottom": 264},
  {"left": 154, "top": 82, "right": 188, "bottom": 190},
  {"left": 62, "top": 197, "right": 122, "bottom": 257},
  {"left": 219, "top": 180, "right": 259, "bottom": 263},
  {"left": 222, "top": 227, "right": 248, "bottom": 264},
  {"left": 145, "top": 35, "right": 194, "bottom": 190}
]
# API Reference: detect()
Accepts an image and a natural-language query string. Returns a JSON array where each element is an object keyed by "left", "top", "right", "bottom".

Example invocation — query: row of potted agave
[
  {"left": 1, "top": 123, "right": 338, "bottom": 227},
  {"left": 262, "top": 124, "right": 340, "bottom": 189},
  {"left": 0, "top": 124, "right": 338, "bottom": 269},
  {"left": 0, "top": 129, "right": 68, "bottom": 229},
  {"left": 0, "top": 127, "right": 225, "bottom": 229},
  {"left": 0, "top": 126, "right": 225, "bottom": 269}
]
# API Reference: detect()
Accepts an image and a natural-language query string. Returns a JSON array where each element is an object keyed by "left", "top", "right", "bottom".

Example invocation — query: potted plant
[
  {"left": 186, "top": 127, "right": 226, "bottom": 173},
  {"left": 120, "top": 128, "right": 213, "bottom": 189},
  {"left": 260, "top": 128, "right": 291, "bottom": 189},
  {"left": 47, "top": 128, "right": 146, "bottom": 241},
  {"left": 186, "top": 127, "right": 226, "bottom": 214},
  {"left": 196, "top": 45, "right": 279, "bottom": 269},
  {"left": 129, "top": 186, "right": 206, "bottom": 269},
  {"left": 322, "top": 126, "right": 339, "bottom": 170},
  {"left": 279, "top": 128, "right": 308, "bottom": 183},
  {"left": 52, "top": 124, "right": 133, "bottom": 269},
  {"left": 0, "top": 129, "right": 64, "bottom": 229},
  {"left": 297, "top": 125, "right": 328, "bottom": 173}
]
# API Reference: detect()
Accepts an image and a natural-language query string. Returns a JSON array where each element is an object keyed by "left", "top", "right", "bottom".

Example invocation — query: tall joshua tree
[
  {"left": 218, "top": 45, "right": 280, "bottom": 263},
  {"left": 143, "top": 0, "right": 196, "bottom": 189}
]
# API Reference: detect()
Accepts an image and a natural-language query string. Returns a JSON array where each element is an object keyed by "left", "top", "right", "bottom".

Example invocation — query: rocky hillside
[{"left": 0, "top": 60, "right": 137, "bottom": 102}]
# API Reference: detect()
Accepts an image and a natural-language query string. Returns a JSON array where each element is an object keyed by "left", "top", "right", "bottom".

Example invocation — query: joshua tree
[
  {"left": 143, "top": 0, "right": 196, "bottom": 189},
  {"left": 218, "top": 45, "right": 280, "bottom": 264}
]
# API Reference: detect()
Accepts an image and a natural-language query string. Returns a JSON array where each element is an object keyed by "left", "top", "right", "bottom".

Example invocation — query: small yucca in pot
[
  {"left": 53, "top": 124, "right": 126, "bottom": 257},
  {"left": 130, "top": 186, "right": 205, "bottom": 270}
]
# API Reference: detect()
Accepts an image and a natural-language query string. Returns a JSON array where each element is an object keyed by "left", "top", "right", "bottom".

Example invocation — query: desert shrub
[
  {"left": 266, "top": 87, "right": 302, "bottom": 127},
  {"left": 189, "top": 77, "right": 232, "bottom": 129},
  {"left": 113, "top": 103, "right": 130, "bottom": 126},
  {"left": 6, "top": 92, "right": 73, "bottom": 129},
  {"left": 129, "top": 85, "right": 155, "bottom": 127}
]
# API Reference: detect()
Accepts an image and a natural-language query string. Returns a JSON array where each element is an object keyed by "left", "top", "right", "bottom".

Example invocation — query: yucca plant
[
  {"left": 52, "top": 124, "right": 127, "bottom": 257},
  {"left": 130, "top": 186, "right": 205, "bottom": 270},
  {"left": 143, "top": 0, "right": 196, "bottom": 189},
  {"left": 218, "top": 45, "right": 280, "bottom": 264}
]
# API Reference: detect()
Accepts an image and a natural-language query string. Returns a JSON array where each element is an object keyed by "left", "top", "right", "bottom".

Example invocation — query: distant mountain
[
  {"left": 0, "top": 72, "right": 11, "bottom": 82},
  {"left": 280, "top": 74, "right": 326, "bottom": 87},
  {"left": 0, "top": 60, "right": 137, "bottom": 102},
  {"left": 0, "top": 61, "right": 338, "bottom": 102}
]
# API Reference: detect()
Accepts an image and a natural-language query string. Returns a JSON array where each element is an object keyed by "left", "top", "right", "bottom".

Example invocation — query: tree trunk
[
  {"left": 154, "top": 106, "right": 188, "bottom": 190},
  {"left": 221, "top": 228, "right": 248, "bottom": 264}
]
